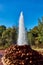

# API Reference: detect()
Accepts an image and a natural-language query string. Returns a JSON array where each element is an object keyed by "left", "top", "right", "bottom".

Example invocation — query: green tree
[
  {"left": 10, "top": 27, "right": 17, "bottom": 43},
  {"left": 0, "top": 25, "right": 6, "bottom": 37}
]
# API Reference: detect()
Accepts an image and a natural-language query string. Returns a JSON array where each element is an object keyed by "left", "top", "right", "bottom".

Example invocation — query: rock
[{"left": 2, "top": 44, "right": 43, "bottom": 65}]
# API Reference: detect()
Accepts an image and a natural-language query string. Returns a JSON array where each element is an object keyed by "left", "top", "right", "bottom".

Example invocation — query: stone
[{"left": 2, "top": 44, "right": 43, "bottom": 65}]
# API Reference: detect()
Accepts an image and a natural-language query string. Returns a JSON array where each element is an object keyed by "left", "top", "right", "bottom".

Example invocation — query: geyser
[
  {"left": 17, "top": 12, "right": 28, "bottom": 45},
  {"left": 2, "top": 12, "right": 43, "bottom": 65}
]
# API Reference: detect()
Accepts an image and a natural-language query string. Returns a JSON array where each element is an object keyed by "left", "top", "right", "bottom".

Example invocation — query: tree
[
  {"left": 10, "top": 27, "right": 17, "bottom": 44},
  {"left": 2, "top": 27, "right": 17, "bottom": 46},
  {"left": 0, "top": 25, "right": 6, "bottom": 37}
]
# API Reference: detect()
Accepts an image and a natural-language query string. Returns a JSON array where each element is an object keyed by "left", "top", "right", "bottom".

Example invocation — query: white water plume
[{"left": 17, "top": 11, "right": 28, "bottom": 45}]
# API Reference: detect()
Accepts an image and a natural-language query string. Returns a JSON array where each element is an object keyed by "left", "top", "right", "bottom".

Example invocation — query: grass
[
  {"left": 0, "top": 45, "right": 9, "bottom": 50},
  {"left": 31, "top": 45, "right": 43, "bottom": 51}
]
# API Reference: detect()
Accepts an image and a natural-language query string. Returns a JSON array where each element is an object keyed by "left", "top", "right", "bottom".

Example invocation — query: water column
[{"left": 17, "top": 12, "right": 28, "bottom": 45}]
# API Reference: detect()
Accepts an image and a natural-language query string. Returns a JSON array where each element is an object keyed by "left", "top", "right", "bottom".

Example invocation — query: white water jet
[{"left": 17, "top": 11, "right": 29, "bottom": 45}]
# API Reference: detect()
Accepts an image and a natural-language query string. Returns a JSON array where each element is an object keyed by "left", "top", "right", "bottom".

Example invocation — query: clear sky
[{"left": 0, "top": 0, "right": 43, "bottom": 30}]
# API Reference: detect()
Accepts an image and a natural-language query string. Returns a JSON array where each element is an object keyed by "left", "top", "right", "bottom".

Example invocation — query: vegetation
[
  {"left": 28, "top": 17, "right": 43, "bottom": 48},
  {"left": 0, "top": 26, "right": 17, "bottom": 49},
  {"left": 0, "top": 17, "right": 43, "bottom": 49}
]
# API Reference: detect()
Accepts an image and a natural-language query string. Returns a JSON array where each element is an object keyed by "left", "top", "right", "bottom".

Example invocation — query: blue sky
[{"left": 0, "top": 0, "right": 43, "bottom": 30}]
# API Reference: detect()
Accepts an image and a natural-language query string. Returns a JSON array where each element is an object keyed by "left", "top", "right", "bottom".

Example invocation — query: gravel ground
[
  {"left": 2, "top": 45, "right": 43, "bottom": 65},
  {"left": 0, "top": 49, "right": 43, "bottom": 65}
]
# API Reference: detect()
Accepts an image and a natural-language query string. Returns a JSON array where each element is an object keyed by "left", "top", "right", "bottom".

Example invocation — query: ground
[{"left": 0, "top": 48, "right": 43, "bottom": 65}]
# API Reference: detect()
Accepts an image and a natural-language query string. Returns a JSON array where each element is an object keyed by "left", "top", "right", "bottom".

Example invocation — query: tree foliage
[
  {"left": 28, "top": 17, "right": 43, "bottom": 47},
  {"left": 0, "top": 26, "right": 17, "bottom": 48}
]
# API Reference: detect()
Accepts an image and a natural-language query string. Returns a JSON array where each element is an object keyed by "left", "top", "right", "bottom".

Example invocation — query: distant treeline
[
  {"left": 0, "top": 17, "right": 43, "bottom": 49},
  {"left": 0, "top": 25, "right": 17, "bottom": 49},
  {"left": 28, "top": 17, "right": 43, "bottom": 47}
]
